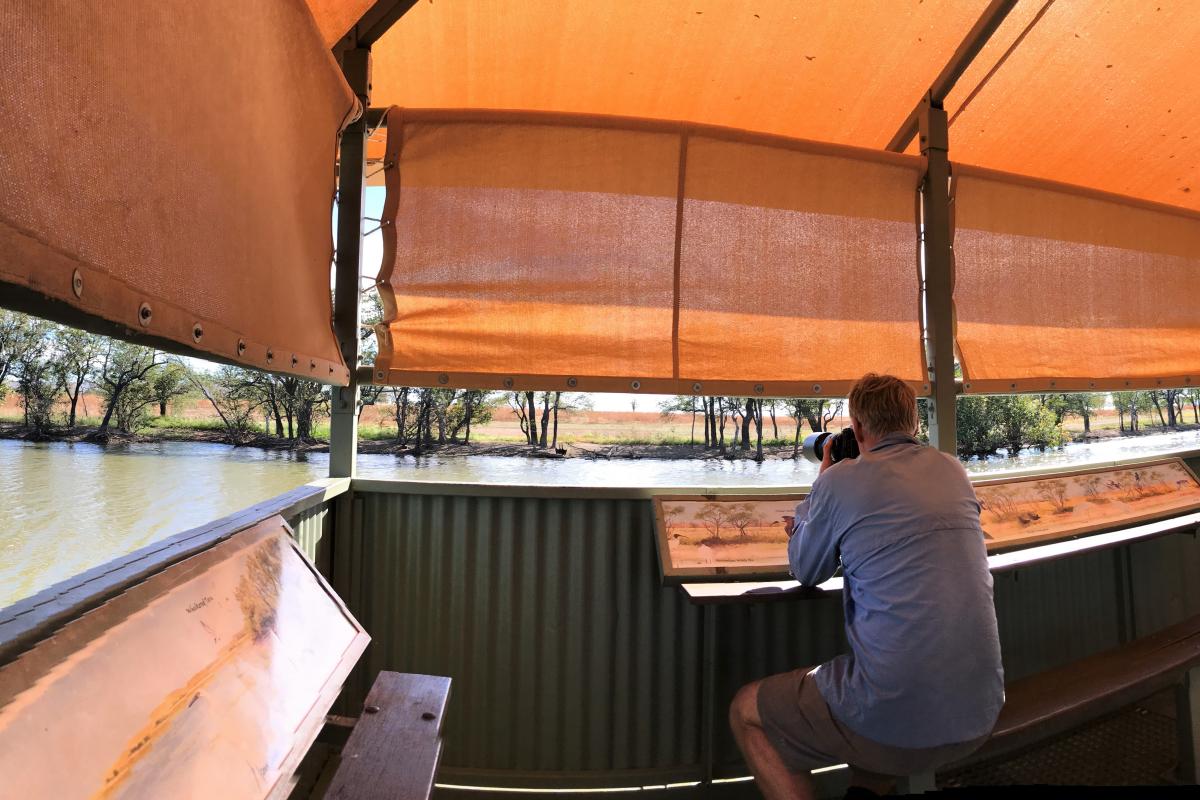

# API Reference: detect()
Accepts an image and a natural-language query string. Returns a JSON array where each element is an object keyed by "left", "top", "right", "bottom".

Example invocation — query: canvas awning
[
  {"left": 356, "top": 0, "right": 1200, "bottom": 393},
  {"left": 1, "top": 0, "right": 356, "bottom": 383}
]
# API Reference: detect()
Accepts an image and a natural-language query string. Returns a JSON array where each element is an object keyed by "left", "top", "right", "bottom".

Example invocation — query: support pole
[
  {"left": 919, "top": 96, "right": 957, "bottom": 455},
  {"left": 330, "top": 48, "right": 371, "bottom": 479}
]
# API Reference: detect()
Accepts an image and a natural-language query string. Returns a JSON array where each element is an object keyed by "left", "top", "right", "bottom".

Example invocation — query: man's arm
[{"left": 787, "top": 481, "right": 841, "bottom": 585}]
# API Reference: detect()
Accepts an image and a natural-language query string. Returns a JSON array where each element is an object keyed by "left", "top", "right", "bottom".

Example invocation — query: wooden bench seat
[
  {"left": 324, "top": 671, "right": 453, "bottom": 800},
  {"left": 902, "top": 614, "right": 1200, "bottom": 791}
]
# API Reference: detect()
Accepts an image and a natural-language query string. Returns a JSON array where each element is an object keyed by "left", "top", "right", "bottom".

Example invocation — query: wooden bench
[
  {"left": 320, "top": 671, "right": 453, "bottom": 800},
  {"left": 902, "top": 613, "right": 1200, "bottom": 792}
]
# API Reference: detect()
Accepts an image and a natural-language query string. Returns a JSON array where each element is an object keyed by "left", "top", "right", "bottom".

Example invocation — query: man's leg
[{"left": 729, "top": 681, "right": 816, "bottom": 800}]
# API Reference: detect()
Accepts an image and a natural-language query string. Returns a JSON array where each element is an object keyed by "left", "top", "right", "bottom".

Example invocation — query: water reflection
[{"left": 4, "top": 428, "right": 1200, "bottom": 607}]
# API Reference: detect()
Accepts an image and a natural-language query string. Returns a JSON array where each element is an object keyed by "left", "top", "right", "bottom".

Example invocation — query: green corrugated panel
[
  {"left": 347, "top": 491, "right": 704, "bottom": 788},
  {"left": 287, "top": 502, "right": 332, "bottom": 574},
  {"left": 342, "top": 487, "right": 1196, "bottom": 790}
]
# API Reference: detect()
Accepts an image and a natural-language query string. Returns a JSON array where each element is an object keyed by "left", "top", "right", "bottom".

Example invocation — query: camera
[{"left": 801, "top": 428, "right": 860, "bottom": 465}]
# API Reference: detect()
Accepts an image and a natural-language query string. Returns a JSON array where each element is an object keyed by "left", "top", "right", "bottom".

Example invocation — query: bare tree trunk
[
  {"left": 741, "top": 398, "right": 753, "bottom": 449},
  {"left": 538, "top": 393, "right": 550, "bottom": 448},
  {"left": 525, "top": 392, "right": 538, "bottom": 446},
  {"left": 754, "top": 399, "right": 764, "bottom": 462},
  {"left": 690, "top": 399, "right": 697, "bottom": 446},
  {"left": 551, "top": 392, "right": 560, "bottom": 449}
]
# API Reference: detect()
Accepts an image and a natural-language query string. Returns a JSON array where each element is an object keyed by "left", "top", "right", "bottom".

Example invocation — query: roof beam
[
  {"left": 885, "top": 0, "right": 1019, "bottom": 152},
  {"left": 335, "top": 0, "right": 419, "bottom": 55}
]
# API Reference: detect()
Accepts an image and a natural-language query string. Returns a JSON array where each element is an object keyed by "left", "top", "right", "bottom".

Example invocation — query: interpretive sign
[
  {"left": 653, "top": 457, "right": 1200, "bottom": 581},
  {"left": 654, "top": 494, "right": 805, "bottom": 580},
  {"left": 974, "top": 457, "right": 1200, "bottom": 549},
  {"left": 0, "top": 517, "right": 368, "bottom": 799}
]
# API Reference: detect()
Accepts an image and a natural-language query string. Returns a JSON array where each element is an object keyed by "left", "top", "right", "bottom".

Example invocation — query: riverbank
[{"left": 0, "top": 420, "right": 813, "bottom": 461}]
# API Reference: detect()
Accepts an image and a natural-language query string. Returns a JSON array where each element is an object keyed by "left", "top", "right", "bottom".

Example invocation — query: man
[{"left": 729, "top": 374, "right": 1004, "bottom": 799}]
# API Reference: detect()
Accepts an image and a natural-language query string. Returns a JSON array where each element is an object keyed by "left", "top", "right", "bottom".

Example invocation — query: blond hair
[{"left": 847, "top": 373, "right": 918, "bottom": 439}]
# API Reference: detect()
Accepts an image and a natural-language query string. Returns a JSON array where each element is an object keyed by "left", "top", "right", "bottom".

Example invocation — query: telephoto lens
[{"left": 800, "top": 428, "right": 860, "bottom": 465}]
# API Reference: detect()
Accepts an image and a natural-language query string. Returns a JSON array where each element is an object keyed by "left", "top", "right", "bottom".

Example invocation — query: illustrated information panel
[
  {"left": 654, "top": 458, "right": 1200, "bottom": 580},
  {"left": 0, "top": 517, "right": 369, "bottom": 799}
]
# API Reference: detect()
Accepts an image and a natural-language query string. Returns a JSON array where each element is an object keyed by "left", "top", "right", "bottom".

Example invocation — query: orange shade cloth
[
  {"left": 306, "top": 0, "right": 374, "bottom": 46},
  {"left": 374, "top": 110, "right": 928, "bottom": 396},
  {"left": 953, "top": 165, "right": 1200, "bottom": 393},
  {"left": 369, "top": 0, "right": 991, "bottom": 150},
  {"left": 945, "top": 0, "right": 1200, "bottom": 213},
  {"left": 0, "top": 1, "right": 354, "bottom": 383}
]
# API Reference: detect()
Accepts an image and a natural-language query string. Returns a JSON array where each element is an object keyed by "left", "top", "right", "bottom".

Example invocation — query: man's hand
[{"left": 818, "top": 438, "right": 835, "bottom": 474}]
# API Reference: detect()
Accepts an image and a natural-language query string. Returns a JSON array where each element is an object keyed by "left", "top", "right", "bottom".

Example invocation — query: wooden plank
[
  {"left": 966, "top": 614, "right": 1200, "bottom": 763},
  {"left": 326, "top": 672, "right": 452, "bottom": 800}
]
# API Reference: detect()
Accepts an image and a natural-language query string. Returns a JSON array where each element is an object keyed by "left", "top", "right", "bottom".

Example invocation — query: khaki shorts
[{"left": 756, "top": 667, "right": 989, "bottom": 776}]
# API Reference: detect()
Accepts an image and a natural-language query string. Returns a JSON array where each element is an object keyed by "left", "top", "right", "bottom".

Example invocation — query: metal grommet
[
  {"left": 310, "top": 360, "right": 317, "bottom": 371},
  {"left": 1125, "top": 380, "right": 1132, "bottom": 387},
  {"left": 566, "top": 377, "right": 578, "bottom": 388},
  {"left": 754, "top": 384, "right": 764, "bottom": 395},
  {"left": 1089, "top": 382, "right": 1096, "bottom": 388},
  {"left": 376, "top": 370, "right": 385, "bottom": 381},
  {"left": 291, "top": 355, "right": 299, "bottom": 368},
  {"left": 266, "top": 349, "right": 274, "bottom": 364},
  {"left": 1157, "top": 379, "right": 1163, "bottom": 385},
  {"left": 438, "top": 373, "right": 449, "bottom": 385},
  {"left": 1187, "top": 378, "right": 1193, "bottom": 385},
  {"left": 964, "top": 383, "right": 971, "bottom": 391},
  {"left": 192, "top": 323, "right": 204, "bottom": 343},
  {"left": 71, "top": 270, "right": 83, "bottom": 298},
  {"left": 692, "top": 382, "right": 702, "bottom": 393},
  {"left": 138, "top": 302, "right": 153, "bottom": 327},
  {"left": 237, "top": 339, "right": 246, "bottom": 356},
  {"left": 1049, "top": 381, "right": 1056, "bottom": 388},
  {"left": 923, "top": 383, "right": 931, "bottom": 392},
  {"left": 503, "top": 377, "right": 514, "bottom": 389},
  {"left": 812, "top": 384, "right": 821, "bottom": 394},
  {"left": 329, "top": 365, "right": 335, "bottom": 374},
  {"left": 630, "top": 380, "right": 641, "bottom": 391},
  {"left": 1010, "top": 382, "right": 1017, "bottom": 390}
]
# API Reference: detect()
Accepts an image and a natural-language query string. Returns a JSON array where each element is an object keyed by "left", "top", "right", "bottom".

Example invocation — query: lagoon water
[{"left": 5, "top": 428, "right": 1200, "bottom": 607}]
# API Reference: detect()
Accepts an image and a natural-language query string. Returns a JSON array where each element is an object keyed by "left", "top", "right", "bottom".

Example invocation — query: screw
[
  {"left": 138, "top": 303, "right": 153, "bottom": 327},
  {"left": 421, "top": 712, "right": 436, "bottom": 721},
  {"left": 754, "top": 384, "right": 764, "bottom": 394},
  {"left": 692, "top": 382, "right": 702, "bottom": 393},
  {"left": 438, "top": 373, "right": 449, "bottom": 385},
  {"left": 192, "top": 324, "right": 204, "bottom": 343},
  {"left": 630, "top": 380, "right": 641, "bottom": 390},
  {"left": 567, "top": 377, "right": 578, "bottom": 388},
  {"left": 364, "top": 705, "right": 380, "bottom": 715},
  {"left": 237, "top": 339, "right": 246, "bottom": 355},
  {"left": 71, "top": 270, "right": 83, "bottom": 298}
]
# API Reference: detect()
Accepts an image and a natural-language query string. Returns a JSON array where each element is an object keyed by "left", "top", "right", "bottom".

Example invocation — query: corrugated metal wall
[
  {"left": 338, "top": 485, "right": 1200, "bottom": 789},
  {"left": 288, "top": 500, "right": 333, "bottom": 575}
]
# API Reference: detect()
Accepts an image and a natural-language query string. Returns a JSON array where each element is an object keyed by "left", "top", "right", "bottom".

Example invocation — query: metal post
[
  {"left": 329, "top": 48, "right": 371, "bottom": 479},
  {"left": 919, "top": 96, "right": 957, "bottom": 455}
]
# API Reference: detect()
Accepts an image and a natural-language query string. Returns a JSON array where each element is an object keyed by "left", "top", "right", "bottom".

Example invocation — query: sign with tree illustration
[
  {"left": 653, "top": 458, "right": 1200, "bottom": 580},
  {"left": 974, "top": 457, "right": 1200, "bottom": 549},
  {"left": 654, "top": 494, "right": 805, "bottom": 580}
]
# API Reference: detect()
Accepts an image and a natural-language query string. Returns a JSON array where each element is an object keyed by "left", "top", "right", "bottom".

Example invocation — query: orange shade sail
[
  {"left": 945, "top": 0, "right": 1200, "bottom": 213},
  {"left": 368, "top": 0, "right": 992, "bottom": 150},
  {"left": 373, "top": 109, "right": 928, "bottom": 396},
  {"left": 953, "top": 164, "right": 1200, "bottom": 392},
  {"left": 0, "top": 0, "right": 355, "bottom": 383}
]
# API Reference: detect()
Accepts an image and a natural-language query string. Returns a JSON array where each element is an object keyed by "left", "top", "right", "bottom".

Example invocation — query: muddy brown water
[{"left": 5, "top": 430, "right": 1200, "bottom": 608}]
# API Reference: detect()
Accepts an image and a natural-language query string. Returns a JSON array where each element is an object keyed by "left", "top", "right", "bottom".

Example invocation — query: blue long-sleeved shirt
[{"left": 788, "top": 432, "right": 1004, "bottom": 748}]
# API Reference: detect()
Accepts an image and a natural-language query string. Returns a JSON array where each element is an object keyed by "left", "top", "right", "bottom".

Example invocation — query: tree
[
  {"left": 662, "top": 504, "right": 686, "bottom": 537},
  {"left": 660, "top": 395, "right": 703, "bottom": 446},
  {"left": 13, "top": 320, "right": 58, "bottom": 437},
  {"left": 95, "top": 342, "right": 162, "bottom": 436},
  {"left": 955, "top": 396, "right": 1003, "bottom": 457},
  {"left": 727, "top": 503, "right": 758, "bottom": 538},
  {"left": 1058, "top": 393, "right": 1102, "bottom": 435},
  {"left": 0, "top": 310, "right": 49, "bottom": 403},
  {"left": 695, "top": 503, "right": 731, "bottom": 541},
  {"left": 955, "top": 395, "right": 1061, "bottom": 458},
  {"left": 150, "top": 361, "right": 191, "bottom": 416},
  {"left": 193, "top": 366, "right": 260, "bottom": 443},
  {"left": 1034, "top": 479, "right": 1070, "bottom": 514},
  {"left": 54, "top": 326, "right": 103, "bottom": 427}
]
